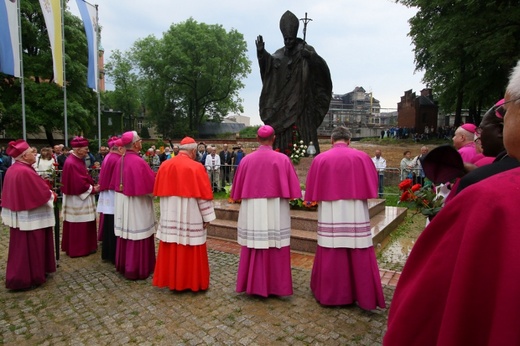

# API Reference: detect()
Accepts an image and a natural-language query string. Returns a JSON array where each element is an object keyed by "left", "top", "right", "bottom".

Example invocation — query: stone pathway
[{"left": 0, "top": 228, "right": 394, "bottom": 345}]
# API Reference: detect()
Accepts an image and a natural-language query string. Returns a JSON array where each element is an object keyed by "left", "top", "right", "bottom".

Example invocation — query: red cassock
[{"left": 153, "top": 153, "right": 214, "bottom": 291}]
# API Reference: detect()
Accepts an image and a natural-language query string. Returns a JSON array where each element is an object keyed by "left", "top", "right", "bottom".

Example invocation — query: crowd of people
[
  {"left": 380, "top": 125, "right": 458, "bottom": 142},
  {"left": 3, "top": 58, "right": 520, "bottom": 342},
  {"left": 142, "top": 142, "right": 246, "bottom": 193},
  {"left": 0, "top": 125, "right": 385, "bottom": 312}
]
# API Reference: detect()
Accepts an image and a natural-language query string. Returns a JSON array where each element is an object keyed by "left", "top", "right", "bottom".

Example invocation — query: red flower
[
  {"left": 275, "top": 148, "right": 280, "bottom": 152},
  {"left": 411, "top": 184, "right": 422, "bottom": 192},
  {"left": 400, "top": 190, "right": 411, "bottom": 202},
  {"left": 399, "top": 179, "right": 413, "bottom": 191}
]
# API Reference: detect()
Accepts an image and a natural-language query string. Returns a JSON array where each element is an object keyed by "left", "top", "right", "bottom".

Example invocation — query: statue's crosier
[{"left": 256, "top": 10, "right": 333, "bottom": 155}]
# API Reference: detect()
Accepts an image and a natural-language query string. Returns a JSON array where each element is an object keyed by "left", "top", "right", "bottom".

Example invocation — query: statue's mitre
[{"left": 279, "top": 11, "right": 299, "bottom": 37}]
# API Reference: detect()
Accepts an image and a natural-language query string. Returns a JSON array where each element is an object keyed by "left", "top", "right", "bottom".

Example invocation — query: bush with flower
[
  {"left": 289, "top": 184, "right": 318, "bottom": 210},
  {"left": 398, "top": 179, "right": 444, "bottom": 219},
  {"left": 290, "top": 140, "right": 308, "bottom": 164}
]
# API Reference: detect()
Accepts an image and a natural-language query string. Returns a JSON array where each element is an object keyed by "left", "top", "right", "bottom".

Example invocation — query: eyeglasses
[{"left": 493, "top": 97, "right": 520, "bottom": 119}]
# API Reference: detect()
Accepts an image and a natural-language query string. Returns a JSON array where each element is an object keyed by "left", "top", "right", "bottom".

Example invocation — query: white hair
[
  {"left": 124, "top": 131, "right": 140, "bottom": 149},
  {"left": 131, "top": 131, "right": 139, "bottom": 143},
  {"left": 179, "top": 143, "right": 197, "bottom": 151},
  {"left": 506, "top": 60, "right": 520, "bottom": 100}
]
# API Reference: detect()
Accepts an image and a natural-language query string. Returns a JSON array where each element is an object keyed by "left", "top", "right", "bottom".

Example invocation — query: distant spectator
[
  {"left": 205, "top": 146, "right": 221, "bottom": 192},
  {"left": 412, "top": 146, "right": 429, "bottom": 185},
  {"left": 152, "top": 150, "right": 161, "bottom": 168},
  {"left": 219, "top": 144, "right": 232, "bottom": 187},
  {"left": 372, "top": 149, "right": 386, "bottom": 198},
  {"left": 159, "top": 147, "right": 171, "bottom": 163},
  {"left": 57, "top": 146, "right": 69, "bottom": 170},
  {"left": 35, "top": 147, "right": 56, "bottom": 180},
  {"left": 172, "top": 144, "right": 180, "bottom": 157},
  {"left": 95, "top": 146, "right": 109, "bottom": 165},
  {"left": 400, "top": 150, "right": 414, "bottom": 181},
  {"left": 197, "top": 143, "right": 207, "bottom": 165},
  {"left": 233, "top": 145, "right": 246, "bottom": 167},
  {"left": 84, "top": 148, "right": 96, "bottom": 169}
]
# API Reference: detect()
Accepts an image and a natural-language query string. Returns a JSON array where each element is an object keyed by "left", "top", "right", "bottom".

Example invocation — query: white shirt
[
  {"left": 372, "top": 156, "right": 386, "bottom": 174},
  {"left": 205, "top": 154, "right": 220, "bottom": 171}
]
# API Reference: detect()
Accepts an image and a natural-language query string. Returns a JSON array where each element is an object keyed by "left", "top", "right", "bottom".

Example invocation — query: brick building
[{"left": 397, "top": 89, "right": 438, "bottom": 133}]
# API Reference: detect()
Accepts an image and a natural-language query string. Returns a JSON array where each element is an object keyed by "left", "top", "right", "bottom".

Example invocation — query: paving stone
[{"left": 0, "top": 225, "right": 395, "bottom": 345}]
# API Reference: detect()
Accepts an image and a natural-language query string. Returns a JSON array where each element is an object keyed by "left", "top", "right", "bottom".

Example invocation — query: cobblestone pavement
[{"left": 0, "top": 226, "right": 394, "bottom": 345}]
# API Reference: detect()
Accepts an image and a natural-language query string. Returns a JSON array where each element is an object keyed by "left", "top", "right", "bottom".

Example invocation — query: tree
[
  {"left": 398, "top": 0, "right": 520, "bottom": 126},
  {"left": 104, "top": 49, "right": 141, "bottom": 131},
  {"left": 0, "top": 1, "right": 96, "bottom": 145},
  {"left": 130, "top": 18, "right": 251, "bottom": 137}
]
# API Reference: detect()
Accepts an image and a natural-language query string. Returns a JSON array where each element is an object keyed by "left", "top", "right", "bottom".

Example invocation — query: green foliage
[
  {"left": 104, "top": 50, "right": 141, "bottom": 130},
  {"left": 127, "top": 18, "right": 252, "bottom": 138},
  {"left": 383, "top": 186, "right": 401, "bottom": 206},
  {"left": 140, "top": 126, "right": 151, "bottom": 139},
  {"left": 397, "top": 0, "right": 520, "bottom": 125},
  {"left": 239, "top": 126, "right": 261, "bottom": 138},
  {"left": 0, "top": 1, "right": 97, "bottom": 144}
]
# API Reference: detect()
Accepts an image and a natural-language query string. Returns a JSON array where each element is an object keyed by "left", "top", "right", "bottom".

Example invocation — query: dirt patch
[{"left": 330, "top": 141, "right": 429, "bottom": 168}]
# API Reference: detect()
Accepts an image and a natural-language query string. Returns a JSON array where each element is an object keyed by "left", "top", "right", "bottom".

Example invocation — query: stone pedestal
[{"left": 294, "top": 157, "right": 313, "bottom": 186}]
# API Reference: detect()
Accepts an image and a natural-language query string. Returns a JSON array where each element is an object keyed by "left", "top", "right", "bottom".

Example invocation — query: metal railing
[{"left": 0, "top": 165, "right": 423, "bottom": 205}]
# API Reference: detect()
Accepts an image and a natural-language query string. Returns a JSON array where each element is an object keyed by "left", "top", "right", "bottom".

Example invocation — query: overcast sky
[{"left": 71, "top": 0, "right": 425, "bottom": 125}]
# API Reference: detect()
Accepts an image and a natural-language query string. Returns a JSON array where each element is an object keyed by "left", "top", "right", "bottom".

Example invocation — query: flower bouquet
[
  {"left": 289, "top": 184, "right": 318, "bottom": 211},
  {"left": 398, "top": 179, "right": 444, "bottom": 220},
  {"left": 290, "top": 140, "right": 308, "bottom": 165}
]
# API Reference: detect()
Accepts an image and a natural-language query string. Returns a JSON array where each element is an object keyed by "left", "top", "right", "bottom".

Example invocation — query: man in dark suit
[{"left": 219, "top": 144, "right": 232, "bottom": 189}]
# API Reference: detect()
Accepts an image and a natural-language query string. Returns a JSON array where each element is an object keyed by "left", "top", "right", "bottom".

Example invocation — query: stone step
[
  {"left": 213, "top": 199, "right": 386, "bottom": 232},
  {"left": 207, "top": 204, "right": 407, "bottom": 254}
]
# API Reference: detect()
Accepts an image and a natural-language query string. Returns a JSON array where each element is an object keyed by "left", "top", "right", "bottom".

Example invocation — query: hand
[
  {"left": 203, "top": 222, "right": 209, "bottom": 229},
  {"left": 256, "top": 35, "right": 264, "bottom": 52}
]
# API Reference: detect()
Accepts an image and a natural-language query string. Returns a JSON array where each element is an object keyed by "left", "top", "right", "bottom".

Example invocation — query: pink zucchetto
[
  {"left": 6, "top": 139, "right": 29, "bottom": 158},
  {"left": 71, "top": 136, "right": 89, "bottom": 148},
  {"left": 460, "top": 123, "right": 477, "bottom": 134},
  {"left": 114, "top": 131, "right": 134, "bottom": 147},
  {"left": 257, "top": 125, "right": 274, "bottom": 138},
  {"left": 107, "top": 136, "right": 119, "bottom": 148}
]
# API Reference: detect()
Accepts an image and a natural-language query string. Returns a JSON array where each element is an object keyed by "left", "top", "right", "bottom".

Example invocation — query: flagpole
[
  {"left": 17, "top": 0, "right": 26, "bottom": 140},
  {"left": 61, "top": 0, "right": 68, "bottom": 146},
  {"left": 96, "top": 4, "right": 101, "bottom": 149}
]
